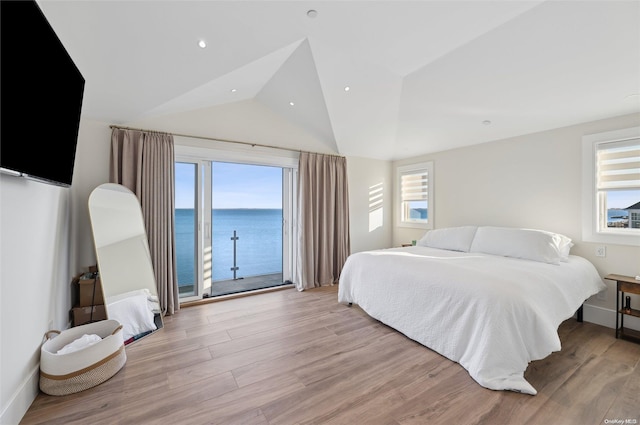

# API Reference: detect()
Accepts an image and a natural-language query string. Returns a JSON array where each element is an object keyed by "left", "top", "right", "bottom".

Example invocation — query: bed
[{"left": 337, "top": 226, "right": 606, "bottom": 395}]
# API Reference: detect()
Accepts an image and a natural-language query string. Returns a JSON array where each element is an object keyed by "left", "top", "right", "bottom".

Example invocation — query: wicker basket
[{"left": 39, "top": 319, "right": 126, "bottom": 396}]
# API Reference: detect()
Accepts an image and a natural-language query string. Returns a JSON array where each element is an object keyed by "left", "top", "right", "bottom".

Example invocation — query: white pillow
[
  {"left": 469, "top": 226, "right": 572, "bottom": 265},
  {"left": 417, "top": 226, "right": 478, "bottom": 252},
  {"left": 556, "top": 234, "right": 574, "bottom": 261}
]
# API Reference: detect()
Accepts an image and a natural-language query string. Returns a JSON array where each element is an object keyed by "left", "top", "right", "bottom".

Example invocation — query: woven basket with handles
[{"left": 39, "top": 319, "right": 126, "bottom": 396}]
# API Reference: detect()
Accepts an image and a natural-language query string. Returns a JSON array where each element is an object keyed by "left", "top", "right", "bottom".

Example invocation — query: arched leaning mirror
[{"left": 88, "top": 183, "right": 163, "bottom": 344}]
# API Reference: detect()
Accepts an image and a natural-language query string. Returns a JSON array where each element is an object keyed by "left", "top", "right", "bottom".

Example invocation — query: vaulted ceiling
[{"left": 39, "top": 0, "right": 640, "bottom": 160}]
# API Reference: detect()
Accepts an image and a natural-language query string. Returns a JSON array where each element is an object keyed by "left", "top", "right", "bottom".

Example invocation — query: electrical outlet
[
  {"left": 597, "top": 289, "right": 607, "bottom": 301},
  {"left": 595, "top": 246, "right": 606, "bottom": 257}
]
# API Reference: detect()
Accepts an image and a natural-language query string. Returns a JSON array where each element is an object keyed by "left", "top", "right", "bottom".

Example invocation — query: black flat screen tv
[{"left": 1, "top": 0, "right": 85, "bottom": 187}]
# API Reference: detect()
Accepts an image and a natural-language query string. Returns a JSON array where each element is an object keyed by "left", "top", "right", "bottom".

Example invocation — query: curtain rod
[{"left": 109, "top": 125, "right": 345, "bottom": 158}]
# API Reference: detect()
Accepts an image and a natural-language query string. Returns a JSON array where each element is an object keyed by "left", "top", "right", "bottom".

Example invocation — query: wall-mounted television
[{"left": 1, "top": 0, "right": 85, "bottom": 187}]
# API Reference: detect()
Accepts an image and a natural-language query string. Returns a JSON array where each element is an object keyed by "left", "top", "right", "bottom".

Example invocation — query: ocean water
[
  {"left": 175, "top": 209, "right": 282, "bottom": 285},
  {"left": 607, "top": 209, "right": 628, "bottom": 223}
]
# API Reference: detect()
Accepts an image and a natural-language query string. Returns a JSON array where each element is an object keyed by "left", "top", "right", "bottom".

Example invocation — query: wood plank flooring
[{"left": 21, "top": 286, "right": 640, "bottom": 425}]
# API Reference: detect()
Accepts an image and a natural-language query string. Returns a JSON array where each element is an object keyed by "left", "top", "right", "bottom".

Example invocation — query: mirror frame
[{"left": 88, "top": 183, "right": 163, "bottom": 344}]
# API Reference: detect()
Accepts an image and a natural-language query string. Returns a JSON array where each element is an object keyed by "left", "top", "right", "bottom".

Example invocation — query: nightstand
[{"left": 605, "top": 274, "right": 640, "bottom": 343}]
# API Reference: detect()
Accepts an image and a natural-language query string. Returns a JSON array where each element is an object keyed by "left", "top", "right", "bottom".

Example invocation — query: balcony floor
[
  {"left": 178, "top": 273, "right": 287, "bottom": 299},
  {"left": 209, "top": 272, "right": 286, "bottom": 297}
]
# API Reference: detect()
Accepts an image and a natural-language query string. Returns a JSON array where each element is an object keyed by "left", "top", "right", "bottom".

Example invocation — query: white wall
[
  {"left": 129, "top": 99, "right": 340, "bottom": 157},
  {"left": 69, "top": 119, "right": 112, "bottom": 275},
  {"left": 0, "top": 177, "right": 71, "bottom": 424},
  {"left": 393, "top": 112, "right": 640, "bottom": 329},
  {"left": 346, "top": 156, "right": 393, "bottom": 254},
  {"left": 0, "top": 118, "right": 110, "bottom": 424}
]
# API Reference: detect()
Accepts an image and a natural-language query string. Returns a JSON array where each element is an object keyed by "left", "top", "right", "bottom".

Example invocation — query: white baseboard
[
  {"left": 582, "top": 303, "right": 640, "bottom": 332},
  {"left": 0, "top": 366, "right": 39, "bottom": 425}
]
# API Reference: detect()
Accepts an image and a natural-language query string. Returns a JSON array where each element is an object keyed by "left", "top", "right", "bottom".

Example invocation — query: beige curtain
[
  {"left": 295, "top": 152, "right": 351, "bottom": 291},
  {"left": 110, "top": 128, "right": 180, "bottom": 315}
]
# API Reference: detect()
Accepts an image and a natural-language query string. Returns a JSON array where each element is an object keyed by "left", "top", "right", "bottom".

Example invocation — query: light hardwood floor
[{"left": 21, "top": 286, "right": 640, "bottom": 425}]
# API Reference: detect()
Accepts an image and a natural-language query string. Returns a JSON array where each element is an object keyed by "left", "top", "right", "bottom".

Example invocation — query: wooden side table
[{"left": 605, "top": 274, "right": 640, "bottom": 343}]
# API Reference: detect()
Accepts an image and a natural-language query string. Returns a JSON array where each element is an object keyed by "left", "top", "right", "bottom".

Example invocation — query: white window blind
[
  {"left": 596, "top": 138, "right": 640, "bottom": 190},
  {"left": 400, "top": 171, "right": 428, "bottom": 203},
  {"left": 397, "top": 161, "right": 433, "bottom": 229}
]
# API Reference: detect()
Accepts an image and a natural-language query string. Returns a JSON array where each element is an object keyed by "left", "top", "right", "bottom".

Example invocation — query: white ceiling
[{"left": 38, "top": 0, "right": 640, "bottom": 161}]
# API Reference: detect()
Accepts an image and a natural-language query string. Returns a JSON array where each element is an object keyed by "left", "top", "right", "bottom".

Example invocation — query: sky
[
  {"left": 608, "top": 190, "right": 640, "bottom": 209},
  {"left": 175, "top": 161, "right": 282, "bottom": 209}
]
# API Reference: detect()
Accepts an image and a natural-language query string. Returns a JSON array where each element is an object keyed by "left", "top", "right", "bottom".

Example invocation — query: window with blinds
[
  {"left": 595, "top": 137, "right": 640, "bottom": 231},
  {"left": 596, "top": 139, "right": 640, "bottom": 190},
  {"left": 397, "top": 161, "right": 433, "bottom": 228}
]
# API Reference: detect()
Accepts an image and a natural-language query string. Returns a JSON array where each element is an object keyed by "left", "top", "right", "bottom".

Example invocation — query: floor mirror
[{"left": 88, "top": 183, "right": 164, "bottom": 344}]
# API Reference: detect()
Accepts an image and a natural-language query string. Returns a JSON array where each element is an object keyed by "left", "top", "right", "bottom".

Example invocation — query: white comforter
[{"left": 337, "top": 246, "right": 605, "bottom": 395}]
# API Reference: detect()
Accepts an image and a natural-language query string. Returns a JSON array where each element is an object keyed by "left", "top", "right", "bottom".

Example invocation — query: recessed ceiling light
[
  {"left": 482, "top": 120, "right": 491, "bottom": 125},
  {"left": 289, "top": 101, "right": 295, "bottom": 106},
  {"left": 344, "top": 86, "right": 350, "bottom": 92},
  {"left": 230, "top": 88, "right": 237, "bottom": 93},
  {"left": 198, "top": 40, "right": 207, "bottom": 49},
  {"left": 307, "top": 9, "right": 318, "bottom": 18}
]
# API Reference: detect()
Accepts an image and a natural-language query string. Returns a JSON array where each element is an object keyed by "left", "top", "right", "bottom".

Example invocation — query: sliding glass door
[
  {"left": 174, "top": 162, "right": 199, "bottom": 298},
  {"left": 210, "top": 162, "right": 283, "bottom": 296},
  {"left": 175, "top": 152, "right": 296, "bottom": 302}
]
